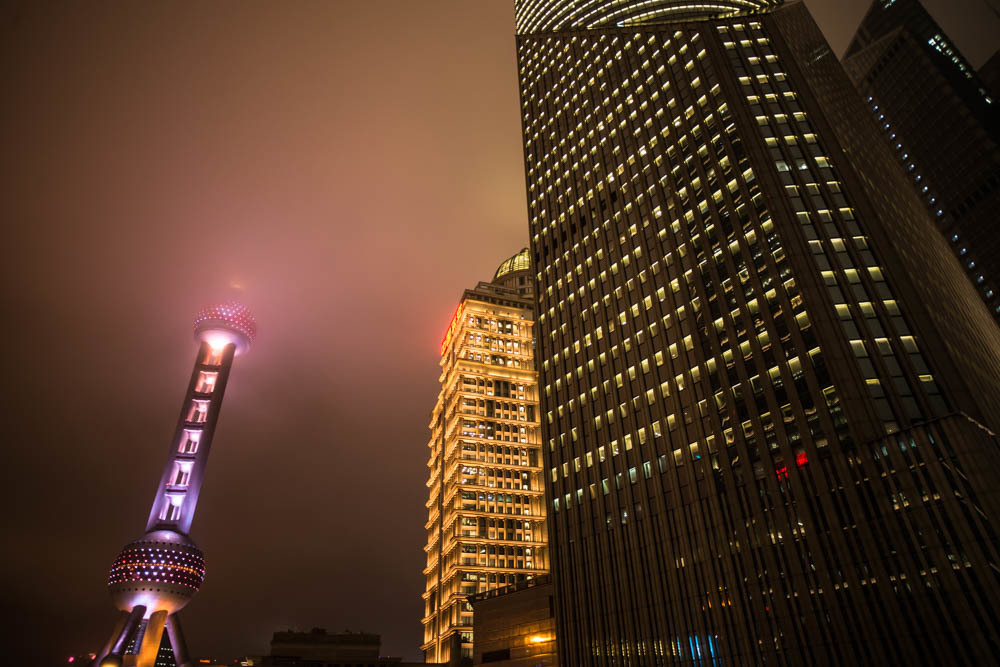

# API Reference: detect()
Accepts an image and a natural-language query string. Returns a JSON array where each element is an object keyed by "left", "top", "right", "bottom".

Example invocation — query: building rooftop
[
  {"left": 270, "top": 629, "right": 380, "bottom": 661},
  {"left": 493, "top": 247, "right": 531, "bottom": 281},
  {"left": 515, "top": 0, "right": 782, "bottom": 34}
]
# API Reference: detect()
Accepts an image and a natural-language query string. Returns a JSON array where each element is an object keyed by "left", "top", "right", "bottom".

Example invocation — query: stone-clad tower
[
  {"left": 421, "top": 250, "right": 547, "bottom": 664},
  {"left": 94, "top": 302, "right": 256, "bottom": 667}
]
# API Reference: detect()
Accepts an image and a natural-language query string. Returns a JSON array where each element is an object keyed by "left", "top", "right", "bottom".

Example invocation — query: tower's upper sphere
[
  {"left": 515, "top": 0, "right": 782, "bottom": 34},
  {"left": 193, "top": 301, "right": 256, "bottom": 355},
  {"left": 107, "top": 530, "right": 205, "bottom": 619}
]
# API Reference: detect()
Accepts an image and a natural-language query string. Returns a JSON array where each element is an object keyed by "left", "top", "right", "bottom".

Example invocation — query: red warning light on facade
[{"left": 441, "top": 303, "right": 465, "bottom": 354}]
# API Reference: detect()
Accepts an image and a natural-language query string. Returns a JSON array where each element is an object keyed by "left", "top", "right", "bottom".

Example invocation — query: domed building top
[{"left": 494, "top": 248, "right": 532, "bottom": 281}]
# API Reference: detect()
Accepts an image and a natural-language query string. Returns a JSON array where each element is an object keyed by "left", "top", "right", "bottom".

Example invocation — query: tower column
[
  {"left": 97, "top": 606, "right": 146, "bottom": 667},
  {"left": 165, "top": 614, "right": 192, "bottom": 667}
]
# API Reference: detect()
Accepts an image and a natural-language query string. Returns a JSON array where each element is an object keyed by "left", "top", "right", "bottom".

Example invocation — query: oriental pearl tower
[{"left": 94, "top": 303, "right": 256, "bottom": 667}]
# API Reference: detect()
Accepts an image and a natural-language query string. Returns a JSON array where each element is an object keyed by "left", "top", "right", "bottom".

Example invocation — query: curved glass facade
[
  {"left": 494, "top": 247, "right": 532, "bottom": 280},
  {"left": 515, "top": 0, "right": 781, "bottom": 34}
]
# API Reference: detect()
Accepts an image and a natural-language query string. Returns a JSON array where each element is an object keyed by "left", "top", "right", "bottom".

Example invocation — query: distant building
[
  {"left": 271, "top": 629, "right": 380, "bottom": 661},
  {"left": 245, "top": 628, "right": 422, "bottom": 667},
  {"left": 469, "top": 576, "right": 556, "bottom": 666},
  {"left": 421, "top": 249, "right": 548, "bottom": 664},
  {"left": 843, "top": 0, "right": 1000, "bottom": 318}
]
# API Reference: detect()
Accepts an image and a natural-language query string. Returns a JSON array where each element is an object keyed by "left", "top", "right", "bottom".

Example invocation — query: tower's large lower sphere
[{"left": 107, "top": 530, "right": 205, "bottom": 618}]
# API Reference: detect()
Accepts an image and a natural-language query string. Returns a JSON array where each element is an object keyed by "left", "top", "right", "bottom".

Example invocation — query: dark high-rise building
[
  {"left": 515, "top": 0, "right": 1000, "bottom": 664},
  {"left": 842, "top": 0, "right": 1000, "bottom": 318}
]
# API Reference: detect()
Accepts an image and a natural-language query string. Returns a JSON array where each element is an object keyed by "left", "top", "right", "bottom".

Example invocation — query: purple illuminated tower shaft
[
  {"left": 94, "top": 303, "right": 256, "bottom": 667},
  {"left": 145, "top": 339, "right": 237, "bottom": 536}
]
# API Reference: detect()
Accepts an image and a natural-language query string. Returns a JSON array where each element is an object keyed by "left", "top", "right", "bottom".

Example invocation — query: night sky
[{"left": 2, "top": 0, "right": 997, "bottom": 663}]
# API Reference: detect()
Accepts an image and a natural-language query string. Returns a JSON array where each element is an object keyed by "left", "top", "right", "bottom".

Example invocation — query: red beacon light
[{"left": 796, "top": 451, "right": 809, "bottom": 467}]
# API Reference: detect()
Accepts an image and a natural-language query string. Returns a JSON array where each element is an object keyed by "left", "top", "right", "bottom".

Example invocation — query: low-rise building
[
  {"left": 243, "top": 629, "right": 424, "bottom": 667},
  {"left": 469, "top": 576, "right": 556, "bottom": 666}
]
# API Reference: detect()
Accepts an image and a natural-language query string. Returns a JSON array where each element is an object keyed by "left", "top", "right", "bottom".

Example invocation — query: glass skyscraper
[{"left": 515, "top": 1, "right": 1000, "bottom": 663}]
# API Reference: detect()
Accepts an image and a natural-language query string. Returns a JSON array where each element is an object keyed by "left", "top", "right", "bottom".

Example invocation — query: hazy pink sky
[{"left": 1, "top": 0, "right": 996, "bottom": 662}]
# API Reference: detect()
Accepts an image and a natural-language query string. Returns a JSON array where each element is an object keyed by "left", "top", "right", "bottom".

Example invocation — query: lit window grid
[
  {"left": 721, "top": 22, "right": 949, "bottom": 430},
  {"left": 522, "top": 24, "right": 853, "bottom": 660},
  {"left": 524, "top": 24, "right": 844, "bottom": 474},
  {"left": 526, "top": 22, "right": 949, "bottom": 504},
  {"left": 528, "top": 20, "right": 940, "bottom": 434},
  {"left": 422, "top": 294, "right": 548, "bottom": 662}
]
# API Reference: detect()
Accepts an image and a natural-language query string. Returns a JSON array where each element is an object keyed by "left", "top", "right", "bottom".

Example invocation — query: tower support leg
[
  {"left": 165, "top": 613, "right": 192, "bottom": 667},
  {"left": 98, "top": 606, "right": 146, "bottom": 667},
  {"left": 135, "top": 609, "right": 168, "bottom": 667},
  {"left": 95, "top": 611, "right": 128, "bottom": 667}
]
